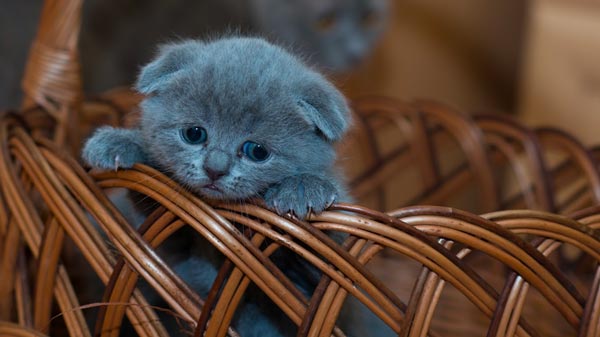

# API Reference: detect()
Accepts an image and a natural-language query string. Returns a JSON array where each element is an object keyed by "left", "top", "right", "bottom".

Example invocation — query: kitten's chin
[
  {"left": 193, "top": 183, "right": 252, "bottom": 202},
  {"left": 196, "top": 184, "right": 226, "bottom": 200},
  {"left": 203, "top": 183, "right": 221, "bottom": 192}
]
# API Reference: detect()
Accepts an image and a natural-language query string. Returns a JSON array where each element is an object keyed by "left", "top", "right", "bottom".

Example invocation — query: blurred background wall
[
  {"left": 341, "top": 0, "right": 527, "bottom": 113},
  {"left": 0, "top": 0, "right": 43, "bottom": 108},
  {"left": 518, "top": 0, "right": 600, "bottom": 146}
]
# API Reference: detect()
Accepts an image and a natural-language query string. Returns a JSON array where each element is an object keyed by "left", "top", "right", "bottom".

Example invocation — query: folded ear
[
  {"left": 296, "top": 77, "right": 350, "bottom": 142},
  {"left": 135, "top": 40, "right": 204, "bottom": 94}
]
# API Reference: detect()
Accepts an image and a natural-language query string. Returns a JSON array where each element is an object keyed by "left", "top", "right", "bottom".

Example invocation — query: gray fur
[
  {"left": 82, "top": 37, "right": 392, "bottom": 336},
  {"left": 83, "top": 37, "right": 350, "bottom": 217}
]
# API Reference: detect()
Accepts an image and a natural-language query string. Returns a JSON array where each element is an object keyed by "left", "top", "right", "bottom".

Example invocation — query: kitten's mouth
[{"left": 203, "top": 183, "right": 222, "bottom": 192}]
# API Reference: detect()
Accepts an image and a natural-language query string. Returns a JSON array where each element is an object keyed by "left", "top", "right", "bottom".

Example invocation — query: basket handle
[{"left": 21, "top": 0, "right": 83, "bottom": 145}]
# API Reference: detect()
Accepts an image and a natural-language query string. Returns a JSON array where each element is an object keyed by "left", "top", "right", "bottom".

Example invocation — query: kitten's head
[
  {"left": 249, "top": 0, "right": 388, "bottom": 73},
  {"left": 135, "top": 37, "right": 350, "bottom": 201}
]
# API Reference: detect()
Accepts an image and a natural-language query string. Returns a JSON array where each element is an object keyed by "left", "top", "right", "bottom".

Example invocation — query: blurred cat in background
[
  {"left": 249, "top": 0, "right": 388, "bottom": 73},
  {"left": 0, "top": 0, "right": 387, "bottom": 108},
  {"left": 80, "top": 0, "right": 388, "bottom": 93}
]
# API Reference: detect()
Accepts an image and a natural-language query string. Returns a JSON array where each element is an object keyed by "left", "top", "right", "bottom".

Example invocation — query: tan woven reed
[
  {"left": 20, "top": 0, "right": 83, "bottom": 147},
  {"left": 1, "top": 0, "right": 600, "bottom": 336}
]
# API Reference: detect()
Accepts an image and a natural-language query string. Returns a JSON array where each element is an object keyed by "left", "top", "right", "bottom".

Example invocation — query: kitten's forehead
[
  {"left": 184, "top": 41, "right": 302, "bottom": 92},
  {"left": 165, "top": 78, "right": 312, "bottom": 143},
  {"left": 162, "top": 39, "right": 316, "bottom": 127},
  {"left": 201, "top": 96, "right": 310, "bottom": 138}
]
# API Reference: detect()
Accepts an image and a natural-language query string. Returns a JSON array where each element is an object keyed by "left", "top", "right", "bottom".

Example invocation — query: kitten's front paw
[
  {"left": 82, "top": 126, "right": 146, "bottom": 170},
  {"left": 264, "top": 174, "right": 338, "bottom": 219}
]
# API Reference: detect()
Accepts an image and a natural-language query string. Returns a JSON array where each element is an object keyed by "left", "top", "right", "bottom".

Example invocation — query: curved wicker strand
[
  {"left": 490, "top": 273, "right": 530, "bottom": 337},
  {"left": 2, "top": 148, "right": 89, "bottom": 335},
  {"left": 484, "top": 210, "right": 600, "bottom": 261},
  {"left": 316, "top": 243, "right": 388, "bottom": 337},
  {"left": 96, "top": 212, "right": 201, "bottom": 336},
  {"left": 413, "top": 100, "right": 498, "bottom": 212},
  {"left": 405, "top": 240, "right": 462, "bottom": 337},
  {"left": 206, "top": 234, "right": 270, "bottom": 337},
  {"left": 571, "top": 208, "right": 600, "bottom": 337},
  {"left": 298, "top": 237, "right": 365, "bottom": 337},
  {"left": 487, "top": 238, "right": 559, "bottom": 337},
  {"left": 17, "top": 177, "right": 91, "bottom": 337},
  {"left": 0, "top": 321, "right": 49, "bottom": 337},
  {"left": 304, "top": 239, "right": 372, "bottom": 337},
  {"left": 96, "top": 167, "right": 448, "bottom": 332},
  {"left": 202, "top": 217, "right": 298, "bottom": 337},
  {"left": 579, "top": 267, "right": 600, "bottom": 337},
  {"left": 51, "top": 268, "right": 92, "bottom": 337},
  {"left": 94, "top": 208, "right": 187, "bottom": 337},
  {"left": 349, "top": 98, "right": 435, "bottom": 201},
  {"left": 1, "top": 119, "right": 46, "bottom": 258},
  {"left": 21, "top": 0, "right": 83, "bottom": 145},
  {"left": 194, "top": 258, "right": 234, "bottom": 337},
  {"left": 1, "top": 118, "right": 92, "bottom": 335},
  {"left": 10, "top": 129, "right": 112, "bottom": 275},
  {"left": 416, "top": 249, "right": 478, "bottom": 337},
  {"left": 33, "top": 217, "right": 64, "bottom": 330},
  {"left": 0, "top": 176, "right": 8, "bottom": 235},
  {"left": 484, "top": 133, "right": 539, "bottom": 209},
  {"left": 0, "top": 218, "right": 21, "bottom": 321},
  {"left": 537, "top": 128, "right": 600, "bottom": 212},
  {"left": 474, "top": 114, "right": 554, "bottom": 212},
  {"left": 15, "top": 248, "right": 33, "bottom": 328}
]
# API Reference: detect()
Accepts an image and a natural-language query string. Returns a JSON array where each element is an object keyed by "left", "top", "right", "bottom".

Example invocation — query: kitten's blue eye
[
  {"left": 242, "top": 141, "right": 270, "bottom": 162},
  {"left": 181, "top": 127, "right": 207, "bottom": 144}
]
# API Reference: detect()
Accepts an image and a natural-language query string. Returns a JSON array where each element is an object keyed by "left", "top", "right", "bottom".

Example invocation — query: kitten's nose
[
  {"left": 203, "top": 149, "right": 231, "bottom": 181},
  {"left": 204, "top": 167, "right": 226, "bottom": 181}
]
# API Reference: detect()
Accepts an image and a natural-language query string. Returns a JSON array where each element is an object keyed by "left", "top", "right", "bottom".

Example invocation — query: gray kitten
[
  {"left": 82, "top": 37, "right": 349, "bottom": 218},
  {"left": 82, "top": 37, "right": 394, "bottom": 336}
]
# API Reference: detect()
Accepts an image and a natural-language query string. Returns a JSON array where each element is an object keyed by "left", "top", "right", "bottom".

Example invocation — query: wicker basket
[{"left": 1, "top": 1, "right": 600, "bottom": 336}]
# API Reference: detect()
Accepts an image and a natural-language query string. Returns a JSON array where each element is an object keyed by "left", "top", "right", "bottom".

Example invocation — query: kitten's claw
[
  {"left": 264, "top": 174, "right": 338, "bottom": 220},
  {"left": 327, "top": 195, "right": 336, "bottom": 208}
]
